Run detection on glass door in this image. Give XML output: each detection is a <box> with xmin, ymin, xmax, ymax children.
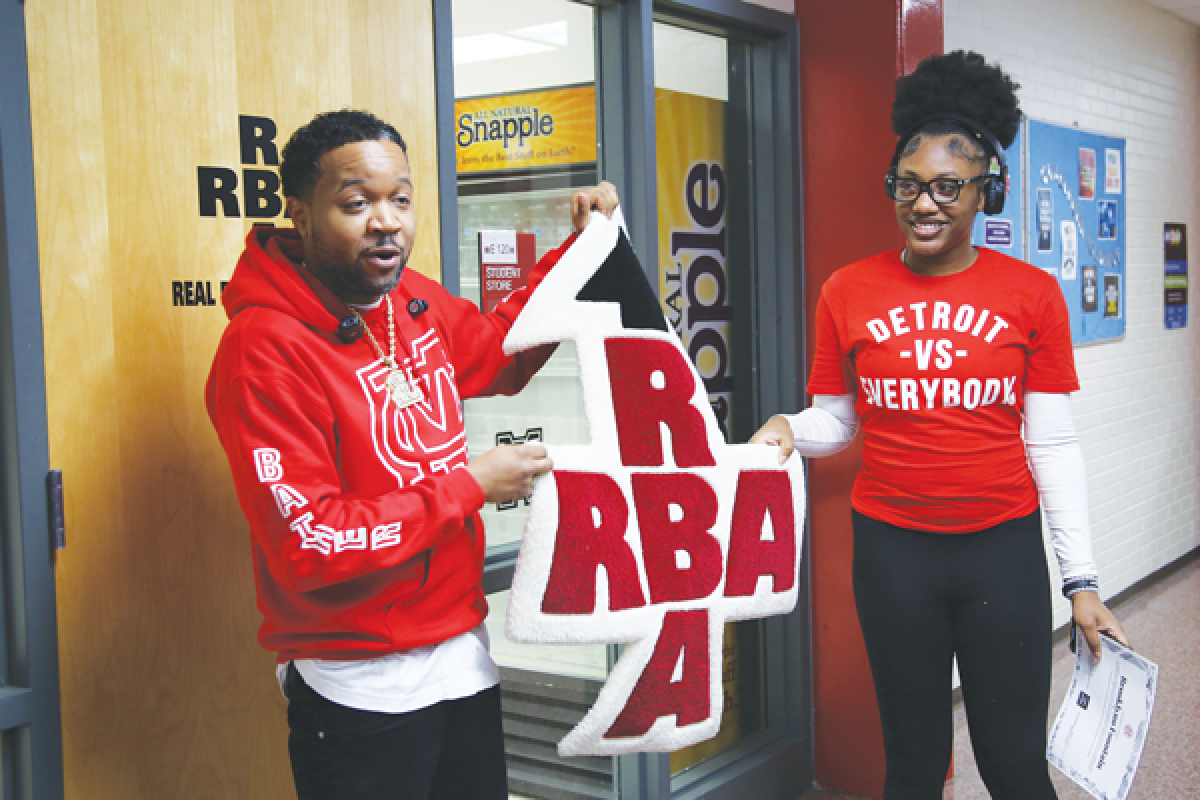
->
<box><xmin>646</xmin><ymin>7</ymin><xmax>810</xmax><ymax>798</ymax></box>
<box><xmin>652</xmin><ymin>22</ymin><xmax>766</xmax><ymax>776</ymax></box>
<box><xmin>450</xmin><ymin>2</ymin><xmax>614</xmax><ymax>798</ymax></box>
<box><xmin>438</xmin><ymin>1</ymin><xmax>806</xmax><ymax>797</ymax></box>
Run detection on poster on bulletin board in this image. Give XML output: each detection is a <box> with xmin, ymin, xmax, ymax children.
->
<box><xmin>1026</xmin><ymin>119</ymin><xmax>1126</xmax><ymax>344</ymax></box>
<box><xmin>971</xmin><ymin>122</ymin><xmax>1023</xmax><ymax>253</ymax></box>
<box><xmin>1164</xmin><ymin>223</ymin><xmax>1188</xmax><ymax>329</ymax></box>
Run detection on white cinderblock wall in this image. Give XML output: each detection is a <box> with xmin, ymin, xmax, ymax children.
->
<box><xmin>946</xmin><ymin>0</ymin><xmax>1200</xmax><ymax>627</ymax></box>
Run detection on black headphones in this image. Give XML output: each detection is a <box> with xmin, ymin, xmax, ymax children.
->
<box><xmin>886</xmin><ymin>113</ymin><xmax>1009</xmax><ymax>216</ymax></box>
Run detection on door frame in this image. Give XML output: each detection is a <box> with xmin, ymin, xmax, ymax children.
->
<box><xmin>0</xmin><ymin>1</ymin><xmax>66</xmax><ymax>798</ymax></box>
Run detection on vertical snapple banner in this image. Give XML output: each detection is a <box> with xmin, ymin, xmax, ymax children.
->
<box><xmin>656</xmin><ymin>89</ymin><xmax>732</xmax><ymax>440</ymax></box>
<box><xmin>654</xmin><ymin>87</ymin><xmax>742</xmax><ymax>770</ymax></box>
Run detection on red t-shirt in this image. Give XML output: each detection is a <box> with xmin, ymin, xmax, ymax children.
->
<box><xmin>807</xmin><ymin>247</ymin><xmax>1079</xmax><ymax>532</ymax></box>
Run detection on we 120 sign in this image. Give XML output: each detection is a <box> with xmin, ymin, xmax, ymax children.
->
<box><xmin>503</xmin><ymin>211</ymin><xmax>804</xmax><ymax>757</ymax></box>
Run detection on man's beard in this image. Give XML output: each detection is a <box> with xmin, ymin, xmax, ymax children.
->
<box><xmin>307</xmin><ymin>232</ymin><xmax>409</xmax><ymax>303</ymax></box>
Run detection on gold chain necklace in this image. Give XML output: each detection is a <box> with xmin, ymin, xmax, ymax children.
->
<box><xmin>348</xmin><ymin>295</ymin><xmax>424</xmax><ymax>409</ymax></box>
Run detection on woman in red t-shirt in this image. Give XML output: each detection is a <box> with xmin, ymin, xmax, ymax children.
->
<box><xmin>752</xmin><ymin>51</ymin><xmax>1128</xmax><ymax>799</ymax></box>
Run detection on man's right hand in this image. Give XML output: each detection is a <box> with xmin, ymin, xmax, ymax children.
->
<box><xmin>467</xmin><ymin>443</ymin><xmax>554</xmax><ymax>504</ymax></box>
<box><xmin>571</xmin><ymin>181</ymin><xmax>620</xmax><ymax>232</ymax></box>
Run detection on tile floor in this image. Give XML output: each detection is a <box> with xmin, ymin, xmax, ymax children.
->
<box><xmin>796</xmin><ymin>552</ymin><xmax>1199</xmax><ymax>800</ymax></box>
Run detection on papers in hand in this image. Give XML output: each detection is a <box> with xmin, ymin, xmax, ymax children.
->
<box><xmin>1047</xmin><ymin>629</ymin><xmax>1158</xmax><ymax>800</ymax></box>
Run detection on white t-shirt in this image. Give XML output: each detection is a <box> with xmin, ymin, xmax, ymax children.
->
<box><xmin>277</xmin><ymin>624</ymin><xmax>499</xmax><ymax>713</ymax></box>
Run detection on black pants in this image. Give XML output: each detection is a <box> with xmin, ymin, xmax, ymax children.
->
<box><xmin>284</xmin><ymin>664</ymin><xmax>508</xmax><ymax>800</ymax></box>
<box><xmin>852</xmin><ymin>509</ymin><xmax>1058</xmax><ymax>800</ymax></box>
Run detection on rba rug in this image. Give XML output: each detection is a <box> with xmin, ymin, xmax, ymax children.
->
<box><xmin>502</xmin><ymin>210</ymin><xmax>805</xmax><ymax>757</ymax></box>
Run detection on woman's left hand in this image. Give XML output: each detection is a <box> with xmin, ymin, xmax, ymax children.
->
<box><xmin>1070</xmin><ymin>590</ymin><xmax>1130</xmax><ymax>660</ymax></box>
<box><xmin>749</xmin><ymin>415</ymin><xmax>795</xmax><ymax>464</ymax></box>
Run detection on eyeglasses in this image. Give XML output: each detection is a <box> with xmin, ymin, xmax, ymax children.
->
<box><xmin>887</xmin><ymin>174</ymin><xmax>988</xmax><ymax>204</ymax></box>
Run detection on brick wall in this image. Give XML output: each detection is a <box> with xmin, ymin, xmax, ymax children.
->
<box><xmin>946</xmin><ymin>0</ymin><xmax>1200</xmax><ymax>626</ymax></box>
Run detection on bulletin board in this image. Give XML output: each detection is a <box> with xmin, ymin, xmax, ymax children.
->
<box><xmin>970</xmin><ymin>125</ymin><xmax>1024</xmax><ymax>256</ymax></box>
<box><xmin>1027</xmin><ymin>119</ymin><xmax>1127</xmax><ymax>344</ymax></box>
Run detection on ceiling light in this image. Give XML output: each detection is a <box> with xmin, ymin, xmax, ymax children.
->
<box><xmin>506</xmin><ymin>20</ymin><xmax>568</xmax><ymax>47</ymax></box>
<box><xmin>453</xmin><ymin>32</ymin><xmax>555</xmax><ymax>65</ymax></box>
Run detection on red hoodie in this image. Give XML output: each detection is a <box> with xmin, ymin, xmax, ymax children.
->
<box><xmin>207</xmin><ymin>227</ymin><xmax>571</xmax><ymax>662</ymax></box>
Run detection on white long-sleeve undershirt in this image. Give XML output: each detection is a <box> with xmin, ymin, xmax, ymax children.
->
<box><xmin>784</xmin><ymin>394</ymin><xmax>860</xmax><ymax>458</ymax></box>
<box><xmin>783</xmin><ymin>391</ymin><xmax>1099</xmax><ymax>586</ymax></box>
<box><xmin>1023</xmin><ymin>391</ymin><xmax>1099</xmax><ymax>584</ymax></box>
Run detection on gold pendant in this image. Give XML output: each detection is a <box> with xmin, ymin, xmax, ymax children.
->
<box><xmin>386</xmin><ymin>369</ymin><xmax>424</xmax><ymax>410</ymax></box>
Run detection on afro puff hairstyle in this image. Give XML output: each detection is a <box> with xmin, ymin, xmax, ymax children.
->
<box><xmin>892</xmin><ymin>50</ymin><xmax>1021</xmax><ymax>160</ymax></box>
<box><xmin>280</xmin><ymin>109</ymin><xmax>407</xmax><ymax>201</ymax></box>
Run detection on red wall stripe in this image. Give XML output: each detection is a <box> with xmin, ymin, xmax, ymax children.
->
<box><xmin>794</xmin><ymin>2</ymin><xmax>943</xmax><ymax>796</ymax></box>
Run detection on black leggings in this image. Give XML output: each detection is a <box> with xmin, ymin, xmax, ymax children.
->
<box><xmin>852</xmin><ymin>509</ymin><xmax>1057</xmax><ymax>800</ymax></box>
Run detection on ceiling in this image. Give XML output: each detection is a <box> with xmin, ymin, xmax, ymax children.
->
<box><xmin>1141</xmin><ymin>0</ymin><xmax>1200</xmax><ymax>25</ymax></box>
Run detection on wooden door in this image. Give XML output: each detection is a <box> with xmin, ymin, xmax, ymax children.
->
<box><xmin>24</xmin><ymin>1</ymin><xmax>441</xmax><ymax>796</ymax></box>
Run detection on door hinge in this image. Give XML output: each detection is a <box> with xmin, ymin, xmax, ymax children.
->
<box><xmin>47</xmin><ymin>469</ymin><xmax>65</xmax><ymax>550</ymax></box>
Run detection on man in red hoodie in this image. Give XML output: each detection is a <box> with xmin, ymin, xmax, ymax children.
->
<box><xmin>206</xmin><ymin>109</ymin><xmax>618</xmax><ymax>800</ymax></box>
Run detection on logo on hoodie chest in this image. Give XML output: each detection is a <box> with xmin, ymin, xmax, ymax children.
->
<box><xmin>356</xmin><ymin>328</ymin><xmax>467</xmax><ymax>486</ymax></box>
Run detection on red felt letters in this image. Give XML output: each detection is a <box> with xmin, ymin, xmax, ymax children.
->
<box><xmin>725</xmin><ymin>470</ymin><xmax>796</xmax><ymax>596</ymax></box>
<box><xmin>631</xmin><ymin>473</ymin><xmax>722</xmax><ymax>604</ymax></box>
<box><xmin>541</xmin><ymin>469</ymin><xmax>796</xmax><ymax>615</ymax></box>
<box><xmin>605</xmin><ymin>609</ymin><xmax>710</xmax><ymax>738</ymax></box>
<box><xmin>542</xmin><ymin>471</ymin><xmax>646</xmax><ymax>614</ymax></box>
<box><xmin>605</xmin><ymin>337</ymin><xmax>717</xmax><ymax>468</ymax></box>
<box><xmin>536</xmin><ymin>336</ymin><xmax>797</xmax><ymax>745</ymax></box>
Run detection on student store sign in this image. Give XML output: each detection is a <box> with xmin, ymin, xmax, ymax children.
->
<box><xmin>455</xmin><ymin>85</ymin><xmax>596</xmax><ymax>173</ymax></box>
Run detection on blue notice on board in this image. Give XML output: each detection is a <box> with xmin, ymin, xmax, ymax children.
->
<box><xmin>985</xmin><ymin>219</ymin><xmax>1013</xmax><ymax>247</ymax></box>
